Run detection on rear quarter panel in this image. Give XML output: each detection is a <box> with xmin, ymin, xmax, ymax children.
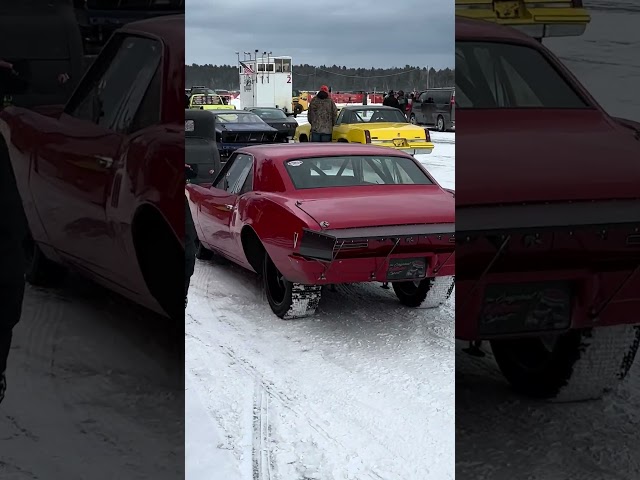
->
<box><xmin>233</xmin><ymin>193</ymin><xmax>315</xmax><ymax>274</ymax></box>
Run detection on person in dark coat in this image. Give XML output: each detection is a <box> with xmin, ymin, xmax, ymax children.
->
<box><xmin>397</xmin><ymin>90</ymin><xmax>407</xmax><ymax>114</ymax></box>
<box><xmin>184</xmin><ymin>164</ymin><xmax>198</xmax><ymax>308</ymax></box>
<box><xmin>383</xmin><ymin>90</ymin><xmax>401</xmax><ymax>110</ymax></box>
<box><xmin>0</xmin><ymin>60</ymin><xmax>29</xmax><ymax>404</ymax></box>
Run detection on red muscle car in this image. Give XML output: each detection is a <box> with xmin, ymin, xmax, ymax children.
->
<box><xmin>456</xmin><ymin>18</ymin><xmax>640</xmax><ymax>401</ymax></box>
<box><xmin>186</xmin><ymin>143</ymin><xmax>455</xmax><ymax>319</ymax></box>
<box><xmin>0</xmin><ymin>15</ymin><xmax>185</xmax><ymax>321</ymax></box>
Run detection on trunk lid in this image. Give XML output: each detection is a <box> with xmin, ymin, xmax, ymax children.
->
<box><xmin>456</xmin><ymin>109</ymin><xmax>640</xmax><ymax>207</ymax></box>
<box><xmin>294</xmin><ymin>187</ymin><xmax>454</xmax><ymax>230</ymax></box>
<box><xmin>348</xmin><ymin>123</ymin><xmax>425</xmax><ymax>141</ymax></box>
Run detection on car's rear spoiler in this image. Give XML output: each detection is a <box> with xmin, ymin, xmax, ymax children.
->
<box><xmin>457</xmin><ymin>199</ymin><xmax>640</xmax><ymax>235</ymax></box>
<box><xmin>299</xmin><ymin>223</ymin><xmax>455</xmax><ymax>261</ymax></box>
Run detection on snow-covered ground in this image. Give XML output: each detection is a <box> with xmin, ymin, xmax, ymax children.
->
<box><xmin>0</xmin><ymin>277</ymin><xmax>184</xmax><ymax>479</ymax></box>
<box><xmin>185</xmin><ymin>116</ymin><xmax>456</xmax><ymax>479</ymax></box>
<box><xmin>457</xmin><ymin>3</ymin><xmax>640</xmax><ymax>479</ymax></box>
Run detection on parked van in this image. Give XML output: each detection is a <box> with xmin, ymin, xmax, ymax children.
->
<box><xmin>410</xmin><ymin>87</ymin><xmax>455</xmax><ymax>132</ymax></box>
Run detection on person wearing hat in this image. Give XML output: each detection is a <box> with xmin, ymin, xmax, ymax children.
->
<box><xmin>383</xmin><ymin>90</ymin><xmax>401</xmax><ymax>110</ymax></box>
<box><xmin>307</xmin><ymin>85</ymin><xmax>338</xmax><ymax>142</ymax></box>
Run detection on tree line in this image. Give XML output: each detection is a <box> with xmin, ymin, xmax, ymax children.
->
<box><xmin>186</xmin><ymin>64</ymin><xmax>454</xmax><ymax>92</ymax></box>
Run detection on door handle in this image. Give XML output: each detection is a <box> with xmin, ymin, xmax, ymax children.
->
<box><xmin>224</xmin><ymin>204</ymin><xmax>234</xmax><ymax>211</ymax></box>
<box><xmin>95</xmin><ymin>156</ymin><xmax>113</xmax><ymax>169</ymax></box>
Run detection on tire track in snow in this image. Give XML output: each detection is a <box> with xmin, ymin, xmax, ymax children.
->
<box><xmin>186</xmin><ymin>308</ymin><xmax>387</xmax><ymax>480</ymax></box>
<box><xmin>252</xmin><ymin>382</ymin><xmax>273</xmax><ymax>480</ymax></box>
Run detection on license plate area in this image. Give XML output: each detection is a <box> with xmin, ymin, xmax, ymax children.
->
<box><xmin>493</xmin><ymin>1</ymin><xmax>523</xmax><ymax>19</ymax></box>
<box><xmin>393</xmin><ymin>138</ymin><xmax>408</xmax><ymax>147</ymax></box>
<box><xmin>478</xmin><ymin>281</ymin><xmax>573</xmax><ymax>336</ymax></box>
<box><xmin>387</xmin><ymin>257</ymin><xmax>427</xmax><ymax>281</ymax></box>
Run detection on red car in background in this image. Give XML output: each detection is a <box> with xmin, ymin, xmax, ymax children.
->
<box><xmin>0</xmin><ymin>15</ymin><xmax>185</xmax><ymax>321</ymax></box>
<box><xmin>186</xmin><ymin>143</ymin><xmax>455</xmax><ymax>319</ymax></box>
<box><xmin>455</xmin><ymin>17</ymin><xmax>640</xmax><ymax>401</ymax></box>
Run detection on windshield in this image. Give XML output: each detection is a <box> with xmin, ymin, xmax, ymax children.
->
<box><xmin>191</xmin><ymin>94</ymin><xmax>225</xmax><ymax>106</ymax></box>
<box><xmin>340</xmin><ymin>108</ymin><xmax>408</xmax><ymax>124</ymax></box>
<box><xmin>253</xmin><ymin>109</ymin><xmax>287</xmax><ymax>119</ymax></box>
<box><xmin>284</xmin><ymin>155</ymin><xmax>433</xmax><ymax>189</ymax></box>
<box><xmin>455</xmin><ymin>41</ymin><xmax>590</xmax><ymax>109</ymax></box>
<box><xmin>215</xmin><ymin>112</ymin><xmax>265</xmax><ymax>124</ymax></box>
<box><xmin>190</xmin><ymin>87</ymin><xmax>215</xmax><ymax>95</ymax></box>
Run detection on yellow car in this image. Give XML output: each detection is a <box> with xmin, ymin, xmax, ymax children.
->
<box><xmin>294</xmin><ymin>105</ymin><xmax>434</xmax><ymax>155</ymax></box>
<box><xmin>188</xmin><ymin>93</ymin><xmax>236</xmax><ymax>110</ymax></box>
<box><xmin>455</xmin><ymin>0</ymin><xmax>590</xmax><ymax>39</ymax></box>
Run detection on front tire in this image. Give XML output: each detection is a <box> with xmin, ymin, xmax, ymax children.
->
<box><xmin>491</xmin><ymin>325</ymin><xmax>640</xmax><ymax>402</ymax></box>
<box><xmin>410</xmin><ymin>113</ymin><xmax>417</xmax><ymax>125</ymax></box>
<box><xmin>393</xmin><ymin>276</ymin><xmax>454</xmax><ymax>308</ymax></box>
<box><xmin>262</xmin><ymin>253</ymin><xmax>321</xmax><ymax>319</ymax></box>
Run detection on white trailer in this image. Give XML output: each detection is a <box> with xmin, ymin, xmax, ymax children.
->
<box><xmin>239</xmin><ymin>55</ymin><xmax>293</xmax><ymax>112</ymax></box>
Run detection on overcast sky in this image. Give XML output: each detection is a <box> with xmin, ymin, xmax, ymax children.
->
<box><xmin>186</xmin><ymin>0</ymin><xmax>454</xmax><ymax>69</ymax></box>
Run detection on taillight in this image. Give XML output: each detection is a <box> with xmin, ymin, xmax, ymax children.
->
<box><xmin>364</xmin><ymin>130</ymin><xmax>371</xmax><ymax>143</ymax></box>
<box><xmin>451</xmin><ymin>95</ymin><xmax>455</xmax><ymax>105</ymax></box>
<box><xmin>424</xmin><ymin>129</ymin><xmax>431</xmax><ymax>142</ymax></box>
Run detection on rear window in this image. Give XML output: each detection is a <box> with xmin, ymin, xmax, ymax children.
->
<box><xmin>253</xmin><ymin>109</ymin><xmax>287</xmax><ymax>119</ymax></box>
<box><xmin>284</xmin><ymin>155</ymin><xmax>434</xmax><ymax>190</ymax></box>
<box><xmin>455</xmin><ymin>41</ymin><xmax>590</xmax><ymax>109</ymax></box>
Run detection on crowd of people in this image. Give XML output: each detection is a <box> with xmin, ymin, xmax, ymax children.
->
<box><xmin>306</xmin><ymin>86</ymin><xmax>417</xmax><ymax>142</ymax></box>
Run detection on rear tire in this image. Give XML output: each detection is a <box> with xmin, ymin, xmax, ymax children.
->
<box><xmin>294</xmin><ymin>104</ymin><xmax>303</xmax><ymax>115</ymax></box>
<box><xmin>393</xmin><ymin>276</ymin><xmax>454</xmax><ymax>308</ymax></box>
<box><xmin>263</xmin><ymin>253</ymin><xmax>321</xmax><ymax>319</ymax></box>
<box><xmin>410</xmin><ymin>113</ymin><xmax>417</xmax><ymax>125</ymax></box>
<box><xmin>436</xmin><ymin>115</ymin><xmax>446</xmax><ymax>132</ymax></box>
<box><xmin>491</xmin><ymin>325</ymin><xmax>640</xmax><ymax>402</ymax></box>
<box><xmin>299</xmin><ymin>134</ymin><xmax>308</xmax><ymax>142</ymax></box>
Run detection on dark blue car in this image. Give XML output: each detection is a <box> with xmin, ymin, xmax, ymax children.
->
<box><xmin>208</xmin><ymin>111</ymin><xmax>279</xmax><ymax>159</ymax></box>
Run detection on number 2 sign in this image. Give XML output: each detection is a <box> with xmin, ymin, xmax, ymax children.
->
<box><xmin>286</xmin><ymin>74</ymin><xmax>291</xmax><ymax>84</ymax></box>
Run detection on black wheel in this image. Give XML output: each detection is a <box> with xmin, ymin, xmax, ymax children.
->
<box><xmin>194</xmin><ymin>238</ymin><xmax>213</xmax><ymax>260</ymax></box>
<box><xmin>436</xmin><ymin>115</ymin><xmax>446</xmax><ymax>132</ymax></box>
<box><xmin>299</xmin><ymin>134</ymin><xmax>308</xmax><ymax>142</ymax></box>
<box><xmin>23</xmin><ymin>233</ymin><xmax>66</xmax><ymax>286</ymax></box>
<box><xmin>294</xmin><ymin>103</ymin><xmax>303</xmax><ymax>115</ymax></box>
<box><xmin>262</xmin><ymin>253</ymin><xmax>321</xmax><ymax>319</ymax></box>
<box><xmin>491</xmin><ymin>325</ymin><xmax>640</xmax><ymax>401</ymax></box>
<box><xmin>410</xmin><ymin>113</ymin><xmax>417</xmax><ymax>125</ymax></box>
<box><xmin>393</xmin><ymin>276</ymin><xmax>454</xmax><ymax>308</ymax></box>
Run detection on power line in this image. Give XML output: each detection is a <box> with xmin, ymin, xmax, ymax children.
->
<box><xmin>292</xmin><ymin>66</ymin><xmax>429</xmax><ymax>78</ymax></box>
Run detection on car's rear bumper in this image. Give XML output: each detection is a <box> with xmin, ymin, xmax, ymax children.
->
<box><xmin>455</xmin><ymin>200</ymin><xmax>640</xmax><ymax>340</ymax></box>
<box><xmin>456</xmin><ymin>268</ymin><xmax>640</xmax><ymax>341</ymax></box>
<box><xmin>283</xmin><ymin>223</ymin><xmax>456</xmax><ymax>284</ymax></box>
<box><xmin>285</xmin><ymin>252</ymin><xmax>455</xmax><ymax>284</ymax></box>
<box><xmin>370</xmin><ymin>142</ymin><xmax>435</xmax><ymax>155</ymax></box>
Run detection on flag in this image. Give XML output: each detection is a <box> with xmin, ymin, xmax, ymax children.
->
<box><xmin>239</xmin><ymin>61</ymin><xmax>254</xmax><ymax>75</ymax></box>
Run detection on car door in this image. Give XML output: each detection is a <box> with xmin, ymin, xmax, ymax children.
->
<box><xmin>421</xmin><ymin>90</ymin><xmax>437</xmax><ymax>126</ymax></box>
<box><xmin>30</xmin><ymin>33</ymin><xmax>162</xmax><ymax>280</ymax></box>
<box><xmin>198</xmin><ymin>152</ymin><xmax>253</xmax><ymax>257</ymax></box>
<box><xmin>415</xmin><ymin>92</ymin><xmax>428</xmax><ymax>124</ymax></box>
<box><xmin>332</xmin><ymin>109</ymin><xmax>350</xmax><ymax>141</ymax></box>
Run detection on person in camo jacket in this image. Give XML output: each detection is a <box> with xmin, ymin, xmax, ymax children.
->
<box><xmin>307</xmin><ymin>85</ymin><xmax>338</xmax><ymax>142</ymax></box>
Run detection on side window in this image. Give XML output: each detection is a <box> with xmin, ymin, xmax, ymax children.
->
<box><xmin>238</xmin><ymin>167</ymin><xmax>254</xmax><ymax>195</ymax></box>
<box><xmin>65</xmin><ymin>34</ymin><xmax>161</xmax><ymax>133</ymax></box>
<box><xmin>418</xmin><ymin>92</ymin><xmax>428</xmax><ymax>102</ymax></box>
<box><xmin>214</xmin><ymin>154</ymin><xmax>253</xmax><ymax>193</ymax></box>
<box><xmin>130</xmin><ymin>67</ymin><xmax>161</xmax><ymax>132</ymax></box>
